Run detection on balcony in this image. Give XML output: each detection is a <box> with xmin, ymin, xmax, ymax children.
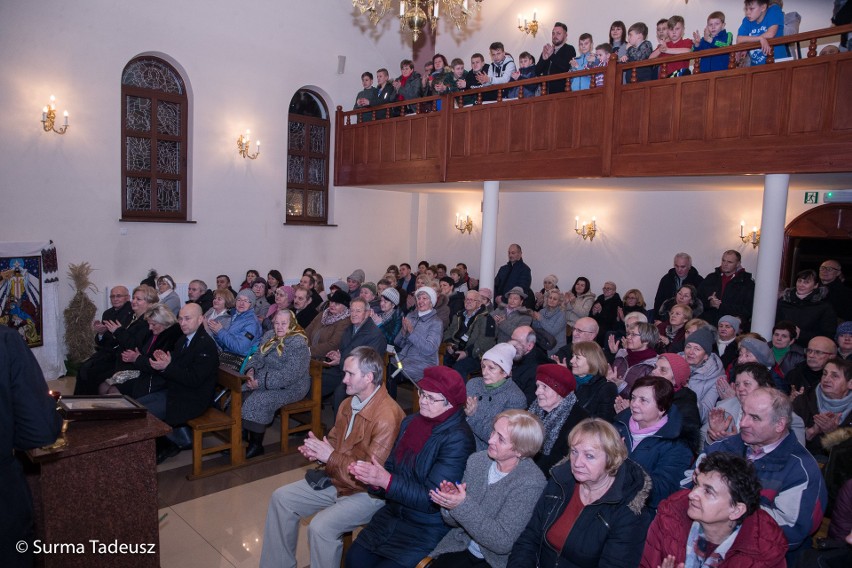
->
<box><xmin>335</xmin><ymin>25</ymin><xmax>852</xmax><ymax>187</ymax></box>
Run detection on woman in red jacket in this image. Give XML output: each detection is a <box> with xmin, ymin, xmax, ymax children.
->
<box><xmin>641</xmin><ymin>452</ymin><xmax>787</xmax><ymax>568</ymax></box>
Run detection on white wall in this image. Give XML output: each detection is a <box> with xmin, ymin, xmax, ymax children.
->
<box><xmin>419</xmin><ymin>186</ymin><xmax>824</xmax><ymax>302</ymax></box>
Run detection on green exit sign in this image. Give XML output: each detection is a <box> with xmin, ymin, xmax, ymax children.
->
<box><xmin>804</xmin><ymin>192</ymin><xmax>818</xmax><ymax>204</ymax></box>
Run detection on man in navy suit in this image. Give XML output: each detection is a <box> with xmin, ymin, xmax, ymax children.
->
<box><xmin>136</xmin><ymin>303</ymin><xmax>219</xmax><ymax>463</ymax></box>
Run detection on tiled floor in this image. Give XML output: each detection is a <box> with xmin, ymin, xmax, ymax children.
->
<box><xmin>47</xmin><ymin>375</ymin><xmax>419</xmax><ymax>568</ymax></box>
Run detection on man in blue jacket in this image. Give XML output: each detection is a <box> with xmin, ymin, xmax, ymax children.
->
<box><xmin>684</xmin><ymin>387</ymin><xmax>826</xmax><ymax>565</ymax></box>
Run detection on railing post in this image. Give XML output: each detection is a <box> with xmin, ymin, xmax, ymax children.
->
<box><xmin>808</xmin><ymin>38</ymin><xmax>817</xmax><ymax>58</ymax></box>
<box><xmin>630</xmin><ymin>67</ymin><xmax>637</xmax><ymax>84</ymax></box>
<box><xmin>692</xmin><ymin>56</ymin><xmax>701</xmax><ymax>75</ymax></box>
<box><xmin>728</xmin><ymin>52</ymin><xmax>736</xmax><ymax>70</ymax></box>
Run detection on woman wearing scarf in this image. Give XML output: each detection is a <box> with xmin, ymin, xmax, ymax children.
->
<box><xmin>529</xmin><ymin>364</ymin><xmax>591</xmax><ymax>477</ymax></box>
<box><xmin>240</xmin><ymin>309</ymin><xmax>310</xmax><ymax>458</ymax></box>
<box><xmin>794</xmin><ymin>357</ymin><xmax>852</xmax><ymax>459</ymax></box>
<box><xmin>641</xmin><ymin>453</ymin><xmax>786</xmax><ymax>568</ymax></box>
<box><xmin>371</xmin><ymin>287</ymin><xmax>402</xmax><ymax>346</ymax></box>
<box><xmin>570</xmin><ymin>340</ymin><xmax>618</xmax><ymax>421</ymax></box>
<box><xmin>465</xmin><ymin>343</ymin><xmax>527</xmax><ymax>451</ymax></box>
<box><xmin>304</xmin><ymin>289</ymin><xmax>351</xmax><ymax>359</ymax></box>
<box><xmin>262</xmin><ymin>285</ymin><xmax>295</xmax><ymax>333</ymax></box>
<box><xmin>156</xmin><ymin>274</ymin><xmax>181</xmax><ymax>316</ymax></box>
<box><xmin>682</xmin><ymin>327</ymin><xmax>725</xmax><ymax>425</ymax></box>
<box><xmin>614</xmin><ymin>375</ymin><xmax>693</xmax><ymax>510</ymax></box>
<box><xmin>345</xmin><ymin>366</ymin><xmax>475</xmax><ymax>568</ymax></box>
<box><xmin>208</xmin><ymin>288</ymin><xmax>262</xmax><ymax>358</ymax></box>
<box><xmin>607</xmin><ymin>321</ymin><xmax>660</xmax><ymax>397</ymax></box>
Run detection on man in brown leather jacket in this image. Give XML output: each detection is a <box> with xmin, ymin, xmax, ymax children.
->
<box><xmin>260</xmin><ymin>346</ymin><xmax>405</xmax><ymax>568</ymax></box>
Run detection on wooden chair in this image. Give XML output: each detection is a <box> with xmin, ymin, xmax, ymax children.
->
<box><xmin>186</xmin><ymin>365</ymin><xmax>244</xmax><ymax>480</ymax></box>
<box><xmin>279</xmin><ymin>359</ymin><xmax>323</xmax><ymax>453</ymax></box>
<box><xmin>414</xmin><ymin>557</ymin><xmax>433</xmax><ymax>568</ymax></box>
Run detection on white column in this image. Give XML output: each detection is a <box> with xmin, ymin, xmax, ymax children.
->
<box><xmin>479</xmin><ymin>181</ymin><xmax>500</xmax><ymax>291</ymax></box>
<box><xmin>751</xmin><ymin>174</ymin><xmax>790</xmax><ymax>337</ymax></box>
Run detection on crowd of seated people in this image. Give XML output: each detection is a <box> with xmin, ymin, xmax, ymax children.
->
<box><xmin>350</xmin><ymin>0</ymin><xmax>808</xmax><ymax>121</ymax></box>
<box><xmin>78</xmin><ymin>235</ymin><xmax>852</xmax><ymax>563</ymax></box>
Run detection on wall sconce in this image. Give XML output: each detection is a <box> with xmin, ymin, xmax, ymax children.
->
<box><xmin>574</xmin><ymin>216</ymin><xmax>597</xmax><ymax>241</ymax></box>
<box><xmin>237</xmin><ymin>129</ymin><xmax>260</xmax><ymax>159</ymax></box>
<box><xmin>41</xmin><ymin>95</ymin><xmax>69</xmax><ymax>135</ymax></box>
<box><xmin>517</xmin><ymin>10</ymin><xmax>539</xmax><ymax>37</ymax></box>
<box><xmin>739</xmin><ymin>221</ymin><xmax>760</xmax><ymax>248</ymax></box>
<box><xmin>455</xmin><ymin>211</ymin><xmax>473</xmax><ymax>234</ymax></box>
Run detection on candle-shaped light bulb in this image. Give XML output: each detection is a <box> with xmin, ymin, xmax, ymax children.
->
<box><xmin>63</xmin><ymin>110</ymin><xmax>68</xmax><ymax>125</ymax></box>
<box><xmin>752</xmin><ymin>226</ymin><xmax>758</xmax><ymax>235</ymax></box>
<box><xmin>518</xmin><ymin>15</ymin><xmax>521</xmax><ymax>27</ymax></box>
<box><xmin>42</xmin><ymin>106</ymin><xmax>47</xmax><ymax>121</ymax></box>
<box><xmin>740</xmin><ymin>220</ymin><xmax>745</xmax><ymax>238</ymax></box>
<box><xmin>256</xmin><ymin>140</ymin><xmax>260</xmax><ymax>151</ymax></box>
<box><xmin>575</xmin><ymin>216</ymin><xmax>579</xmax><ymax>230</ymax></box>
<box><xmin>49</xmin><ymin>95</ymin><xmax>56</xmax><ymax>110</ymax></box>
<box><xmin>433</xmin><ymin>2</ymin><xmax>439</xmax><ymax>18</ymax></box>
<box><xmin>533</xmin><ymin>10</ymin><xmax>537</xmax><ymax>21</ymax></box>
<box><xmin>592</xmin><ymin>216</ymin><xmax>597</xmax><ymax>227</ymax></box>
<box><xmin>400</xmin><ymin>0</ymin><xmax>405</xmax><ymax>17</ymax></box>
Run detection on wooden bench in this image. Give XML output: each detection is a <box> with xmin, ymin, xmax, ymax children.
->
<box><xmin>279</xmin><ymin>359</ymin><xmax>324</xmax><ymax>453</ymax></box>
<box><xmin>186</xmin><ymin>365</ymin><xmax>245</xmax><ymax>480</ymax></box>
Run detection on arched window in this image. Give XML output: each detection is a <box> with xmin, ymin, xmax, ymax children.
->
<box><xmin>121</xmin><ymin>57</ymin><xmax>189</xmax><ymax>221</ymax></box>
<box><xmin>286</xmin><ymin>90</ymin><xmax>329</xmax><ymax>224</ymax></box>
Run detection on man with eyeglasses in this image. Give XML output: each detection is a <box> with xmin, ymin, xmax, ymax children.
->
<box><xmin>74</xmin><ymin>286</ymin><xmax>133</xmax><ymax>394</ymax></box>
<box><xmin>786</xmin><ymin>336</ymin><xmax>838</xmax><ymax>395</ymax></box>
<box><xmin>819</xmin><ymin>259</ymin><xmax>852</xmax><ymax>320</ymax></box>
<box><xmin>261</xmin><ymin>346</ymin><xmax>405</xmax><ymax>568</ymax></box>
<box><xmin>552</xmin><ymin>316</ymin><xmax>600</xmax><ymax>364</ymax></box>
<box><xmin>443</xmin><ymin>290</ymin><xmax>496</xmax><ymax>380</ymax></box>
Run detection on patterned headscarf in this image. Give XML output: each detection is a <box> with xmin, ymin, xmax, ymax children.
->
<box><xmin>260</xmin><ymin>310</ymin><xmax>307</xmax><ymax>356</ymax></box>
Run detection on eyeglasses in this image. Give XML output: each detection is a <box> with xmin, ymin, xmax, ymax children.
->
<box><xmin>626</xmin><ymin>333</ymin><xmax>641</xmax><ymax>338</ymax></box>
<box><xmin>109</xmin><ymin>294</ymin><xmax>128</xmax><ymax>299</ymax></box>
<box><xmin>574</xmin><ymin>328</ymin><xmax>595</xmax><ymax>335</ymax></box>
<box><xmin>236</xmin><ymin>297</ymin><xmax>252</xmax><ymax>303</ymax></box>
<box><xmin>819</xmin><ymin>266</ymin><xmax>840</xmax><ymax>272</ymax></box>
<box><xmin>806</xmin><ymin>348</ymin><xmax>834</xmax><ymax>357</ymax></box>
<box><xmin>417</xmin><ymin>389</ymin><xmax>447</xmax><ymax>405</ymax></box>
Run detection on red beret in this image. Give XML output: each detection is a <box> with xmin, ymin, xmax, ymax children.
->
<box><xmin>535</xmin><ymin>364</ymin><xmax>576</xmax><ymax>398</ymax></box>
<box><xmin>418</xmin><ymin>366</ymin><xmax>467</xmax><ymax>407</ymax></box>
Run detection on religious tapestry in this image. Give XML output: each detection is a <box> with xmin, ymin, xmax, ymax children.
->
<box><xmin>0</xmin><ymin>254</ymin><xmax>43</xmax><ymax>347</ymax></box>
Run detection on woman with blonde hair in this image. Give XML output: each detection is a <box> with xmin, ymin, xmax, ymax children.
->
<box><xmin>510</xmin><ymin>418</ymin><xmax>652</xmax><ymax>567</ymax></box>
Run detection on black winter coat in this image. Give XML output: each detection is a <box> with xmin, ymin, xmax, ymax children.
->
<box><xmin>697</xmin><ymin>267</ymin><xmax>755</xmax><ymax>326</ymax></box>
<box><xmin>509</xmin><ymin>458</ymin><xmax>652</xmax><ymax>568</ymax></box>
<box><xmin>653</xmin><ymin>266</ymin><xmax>704</xmax><ymax>313</ymax></box>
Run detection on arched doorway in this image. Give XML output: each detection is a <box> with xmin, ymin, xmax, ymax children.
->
<box><xmin>781</xmin><ymin>204</ymin><xmax>852</xmax><ymax>285</ymax></box>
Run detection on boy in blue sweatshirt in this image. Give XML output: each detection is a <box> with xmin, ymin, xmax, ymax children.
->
<box><xmin>693</xmin><ymin>11</ymin><xmax>734</xmax><ymax>72</ymax></box>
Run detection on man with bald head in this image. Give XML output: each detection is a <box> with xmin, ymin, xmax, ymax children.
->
<box><xmin>785</xmin><ymin>336</ymin><xmax>837</xmax><ymax>394</ymax></box>
<box><xmin>510</xmin><ymin>325</ymin><xmax>549</xmax><ymax>404</ymax></box>
<box><xmin>74</xmin><ymin>285</ymin><xmax>134</xmax><ymax>395</ymax></box>
<box><xmin>135</xmin><ymin>303</ymin><xmax>220</xmax><ymax>463</ymax></box>
<box><xmin>493</xmin><ymin>243</ymin><xmax>532</xmax><ymax>306</ymax></box>
<box><xmin>552</xmin><ymin>316</ymin><xmax>599</xmax><ymax>364</ymax></box>
<box><xmin>819</xmin><ymin>259</ymin><xmax>852</xmax><ymax>320</ymax></box>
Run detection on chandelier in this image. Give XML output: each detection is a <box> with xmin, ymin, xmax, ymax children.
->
<box><xmin>353</xmin><ymin>0</ymin><xmax>483</xmax><ymax>42</ymax></box>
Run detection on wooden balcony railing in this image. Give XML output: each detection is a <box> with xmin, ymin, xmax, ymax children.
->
<box><xmin>334</xmin><ymin>25</ymin><xmax>852</xmax><ymax>186</ymax></box>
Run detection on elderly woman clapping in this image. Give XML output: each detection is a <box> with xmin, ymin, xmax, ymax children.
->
<box><xmin>428</xmin><ymin>410</ymin><xmax>547</xmax><ymax>568</ymax></box>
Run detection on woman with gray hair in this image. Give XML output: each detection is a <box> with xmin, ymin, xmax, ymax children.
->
<box><xmin>607</xmin><ymin>321</ymin><xmax>660</xmax><ymax>397</ymax></box>
<box><xmin>101</xmin><ymin>303</ymin><xmax>182</xmax><ymax>397</ymax></box>
<box><xmin>428</xmin><ymin>410</ymin><xmax>547</xmax><ymax>568</ymax></box>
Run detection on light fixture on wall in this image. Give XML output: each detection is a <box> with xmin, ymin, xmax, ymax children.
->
<box><xmin>237</xmin><ymin>130</ymin><xmax>260</xmax><ymax>159</ymax></box>
<box><xmin>517</xmin><ymin>10</ymin><xmax>538</xmax><ymax>37</ymax></box>
<box><xmin>41</xmin><ymin>95</ymin><xmax>69</xmax><ymax>135</ymax></box>
<box><xmin>739</xmin><ymin>221</ymin><xmax>760</xmax><ymax>248</ymax></box>
<box><xmin>352</xmin><ymin>1</ymin><xmax>483</xmax><ymax>43</ymax></box>
<box><xmin>455</xmin><ymin>211</ymin><xmax>473</xmax><ymax>234</ymax></box>
<box><xmin>574</xmin><ymin>216</ymin><xmax>597</xmax><ymax>241</ymax></box>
